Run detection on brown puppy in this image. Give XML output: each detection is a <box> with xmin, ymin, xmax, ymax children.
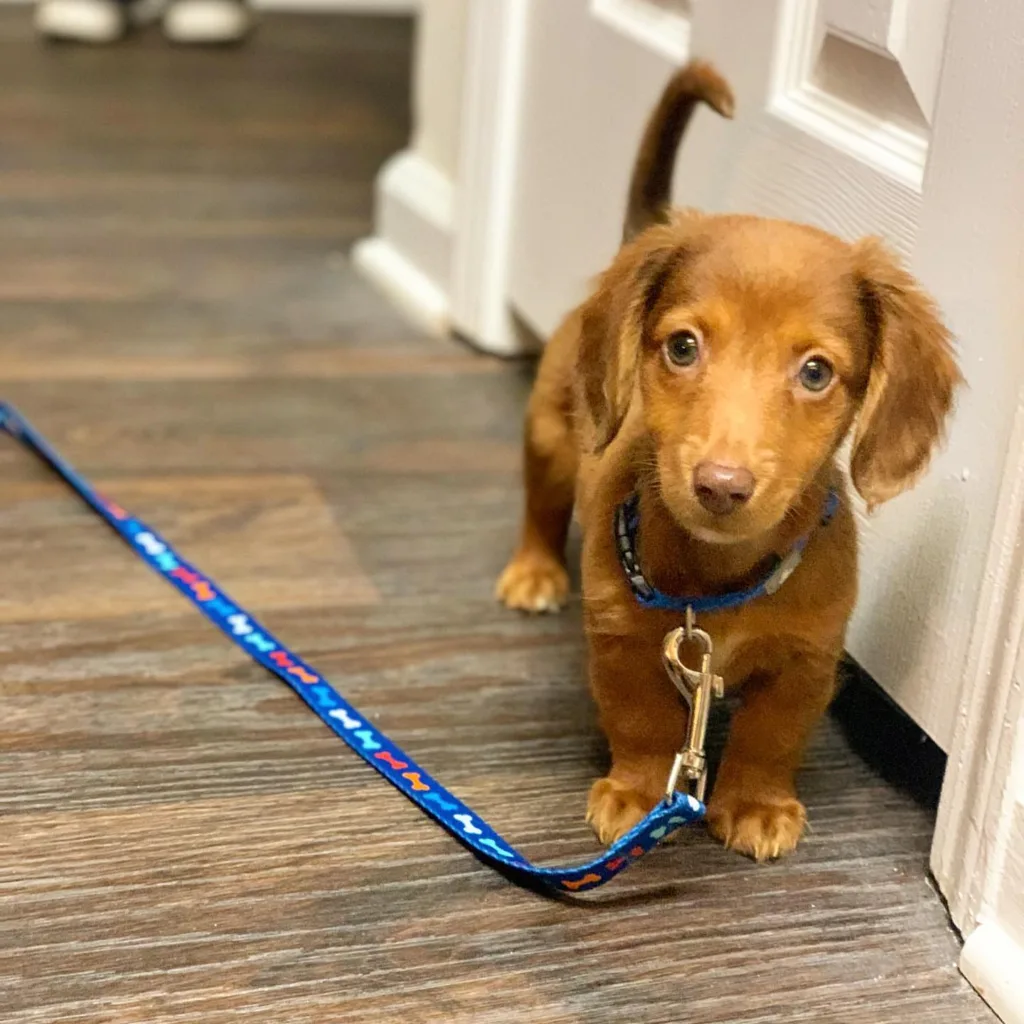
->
<box><xmin>496</xmin><ymin>62</ymin><xmax>962</xmax><ymax>861</ymax></box>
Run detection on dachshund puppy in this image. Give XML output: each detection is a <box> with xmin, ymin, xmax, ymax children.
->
<box><xmin>496</xmin><ymin>62</ymin><xmax>961</xmax><ymax>861</ymax></box>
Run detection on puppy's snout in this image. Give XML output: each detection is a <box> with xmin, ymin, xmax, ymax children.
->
<box><xmin>693</xmin><ymin>462</ymin><xmax>755</xmax><ymax>515</ymax></box>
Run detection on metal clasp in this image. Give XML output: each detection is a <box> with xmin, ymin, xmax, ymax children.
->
<box><xmin>662</xmin><ymin>610</ymin><xmax>725</xmax><ymax>803</ymax></box>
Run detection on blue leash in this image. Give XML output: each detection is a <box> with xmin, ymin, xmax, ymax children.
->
<box><xmin>0</xmin><ymin>403</ymin><xmax>702</xmax><ymax>895</ymax></box>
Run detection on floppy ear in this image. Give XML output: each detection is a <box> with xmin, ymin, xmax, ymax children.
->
<box><xmin>576</xmin><ymin>228</ymin><xmax>689</xmax><ymax>450</ymax></box>
<box><xmin>850</xmin><ymin>237</ymin><xmax>963</xmax><ymax>510</ymax></box>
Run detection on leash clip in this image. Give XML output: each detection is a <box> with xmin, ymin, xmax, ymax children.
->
<box><xmin>662</xmin><ymin>610</ymin><xmax>724</xmax><ymax>803</ymax></box>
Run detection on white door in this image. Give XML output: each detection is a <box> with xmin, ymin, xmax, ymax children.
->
<box><xmin>505</xmin><ymin>0</ymin><xmax>1024</xmax><ymax>756</ymax></box>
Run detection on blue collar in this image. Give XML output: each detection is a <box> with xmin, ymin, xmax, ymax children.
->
<box><xmin>614</xmin><ymin>488</ymin><xmax>840</xmax><ymax>615</ymax></box>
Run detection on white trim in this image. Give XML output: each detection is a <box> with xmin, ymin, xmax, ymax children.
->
<box><xmin>351</xmin><ymin>237</ymin><xmax>449</xmax><ymax>336</ymax></box>
<box><xmin>589</xmin><ymin>0</ymin><xmax>690</xmax><ymax>65</ymax></box>
<box><xmin>960</xmin><ymin>923</ymin><xmax>1024</xmax><ymax>1024</ymax></box>
<box><xmin>352</xmin><ymin>149</ymin><xmax>454</xmax><ymax>337</ymax></box>
<box><xmin>251</xmin><ymin>0</ymin><xmax>417</xmax><ymax>12</ymax></box>
<box><xmin>448</xmin><ymin>0</ymin><xmax>531</xmax><ymax>356</ymax></box>
<box><xmin>931</xmin><ymin>393</ymin><xmax>1024</xmax><ymax>937</ymax></box>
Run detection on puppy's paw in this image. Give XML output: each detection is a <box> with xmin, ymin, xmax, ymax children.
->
<box><xmin>586</xmin><ymin>776</ymin><xmax>656</xmax><ymax>845</ymax></box>
<box><xmin>495</xmin><ymin>551</ymin><xmax>569</xmax><ymax>613</ymax></box>
<box><xmin>707</xmin><ymin>792</ymin><xmax>807</xmax><ymax>862</ymax></box>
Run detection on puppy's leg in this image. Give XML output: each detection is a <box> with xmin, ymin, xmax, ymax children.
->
<box><xmin>585</xmin><ymin>634</ymin><xmax>687</xmax><ymax>844</ymax></box>
<box><xmin>496</xmin><ymin>379</ymin><xmax>578</xmax><ymax>613</ymax></box>
<box><xmin>707</xmin><ymin>650</ymin><xmax>837</xmax><ymax>861</ymax></box>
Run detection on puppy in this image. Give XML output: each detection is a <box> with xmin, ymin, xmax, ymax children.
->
<box><xmin>496</xmin><ymin>62</ymin><xmax>961</xmax><ymax>861</ymax></box>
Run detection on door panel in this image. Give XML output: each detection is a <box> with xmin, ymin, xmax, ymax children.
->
<box><xmin>773</xmin><ymin>0</ymin><xmax>952</xmax><ymax>188</ymax></box>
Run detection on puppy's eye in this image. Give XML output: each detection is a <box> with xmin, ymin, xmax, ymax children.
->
<box><xmin>663</xmin><ymin>330</ymin><xmax>701</xmax><ymax>370</ymax></box>
<box><xmin>798</xmin><ymin>357</ymin><xmax>834</xmax><ymax>393</ymax></box>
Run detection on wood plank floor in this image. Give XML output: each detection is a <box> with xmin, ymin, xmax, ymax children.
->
<box><xmin>0</xmin><ymin>11</ymin><xmax>993</xmax><ymax>1023</ymax></box>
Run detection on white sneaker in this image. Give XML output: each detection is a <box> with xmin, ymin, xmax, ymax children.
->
<box><xmin>35</xmin><ymin>0</ymin><xmax>128</xmax><ymax>42</ymax></box>
<box><xmin>162</xmin><ymin>0</ymin><xmax>251</xmax><ymax>43</ymax></box>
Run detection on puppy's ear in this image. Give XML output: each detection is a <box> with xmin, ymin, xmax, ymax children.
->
<box><xmin>577</xmin><ymin>228</ymin><xmax>688</xmax><ymax>450</ymax></box>
<box><xmin>850</xmin><ymin>237</ymin><xmax>963</xmax><ymax>510</ymax></box>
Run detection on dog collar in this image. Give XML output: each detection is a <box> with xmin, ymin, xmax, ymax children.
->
<box><xmin>614</xmin><ymin>488</ymin><xmax>840</xmax><ymax>615</ymax></box>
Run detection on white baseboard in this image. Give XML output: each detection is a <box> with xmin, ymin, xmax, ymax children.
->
<box><xmin>961</xmin><ymin>923</ymin><xmax>1024</xmax><ymax>1024</ymax></box>
<box><xmin>352</xmin><ymin>237</ymin><xmax>449</xmax><ymax>336</ymax></box>
<box><xmin>353</xmin><ymin>149</ymin><xmax>455</xmax><ymax>337</ymax></box>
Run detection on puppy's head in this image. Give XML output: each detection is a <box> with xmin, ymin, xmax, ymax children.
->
<box><xmin>578</xmin><ymin>214</ymin><xmax>962</xmax><ymax>542</ymax></box>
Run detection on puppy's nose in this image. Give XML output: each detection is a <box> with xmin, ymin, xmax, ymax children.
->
<box><xmin>693</xmin><ymin>462</ymin><xmax>756</xmax><ymax>515</ymax></box>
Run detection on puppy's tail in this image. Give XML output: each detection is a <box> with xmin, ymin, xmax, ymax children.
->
<box><xmin>623</xmin><ymin>61</ymin><xmax>735</xmax><ymax>243</ymax></box>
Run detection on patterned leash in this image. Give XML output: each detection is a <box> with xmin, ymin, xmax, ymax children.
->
<box><xmin>0</xmin><ymin>402</ymin><xmax>704</xmax><ymax>895</ymax></box>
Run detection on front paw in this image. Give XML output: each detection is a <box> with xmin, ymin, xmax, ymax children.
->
<box><xmin>585</xmin><ymin>776</ymin><xmax>657</xmax><ymax>845</ymax></box>
<box><xmin>495</xmin><ymin>550</ymin><xmax>569</xmax><ymax>613</ymax></box>
<box><xmin>707</xmin><ymin>791</ymin><xmax>807</xmax><ymax>862</ymax></box>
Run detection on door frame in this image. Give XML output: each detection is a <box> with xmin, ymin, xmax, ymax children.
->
<box><xmin>452</xmin><ymin>0</ymin><xmax>1024</xmax><ymax>1012</ymax></box>
<box><xmin>931</xmin><ymin>392</ymin><xmax>1024</xmax><ymax>1020</ymax></box>
<box><xmin>449</xmin><ymin>0</ymin><xmax>532</xmax><ymax>356</ymax></box>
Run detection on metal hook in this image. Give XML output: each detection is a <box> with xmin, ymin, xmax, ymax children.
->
<box><xmin>662</xmin><ymin>622</ymin><xmax>724</xmax><ymax>802</ymax></box>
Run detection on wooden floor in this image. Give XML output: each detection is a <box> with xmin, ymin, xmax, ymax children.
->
<box><xmin>0</xmin><ymin>11</ymin><xmax>994</xmax><ymax>1024</ymax></box>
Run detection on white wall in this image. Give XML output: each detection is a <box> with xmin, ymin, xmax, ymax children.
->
<box><xmin>353</xmin><ymin>0</ymin><xmax>470</xmax><ymax>334</ymax></box>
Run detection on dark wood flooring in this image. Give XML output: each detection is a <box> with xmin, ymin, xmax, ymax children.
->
<box><xmin>0</xmin><ymin>11</ymin><xmax>993</xmax><ymax>1023</ymax></box>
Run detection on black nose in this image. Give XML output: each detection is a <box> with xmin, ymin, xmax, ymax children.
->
<box><xmin>693</xmin><ymin>462</ymin><xmax>756</xmax><ymax>516</ymax></box>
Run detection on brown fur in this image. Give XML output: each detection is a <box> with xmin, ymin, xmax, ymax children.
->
<box><xmin>495</xmin><ymin>62</ymin><xmax>962</xmax><ymax>861</ymax></box>
<box><xmin>623</xmin><ymin>60</ymin><xmax>734</xmax><ymax>242</ymax></box>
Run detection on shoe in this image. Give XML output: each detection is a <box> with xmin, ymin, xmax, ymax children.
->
<box><xmin>162</xmin><ymin>0</ymin><xmax>251</xmax><ymax>44</ymax></box>
<box><xmin>35</xmin><ymin>0</ymin><xmax>128</xmax><ymax>42</ymax></box>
